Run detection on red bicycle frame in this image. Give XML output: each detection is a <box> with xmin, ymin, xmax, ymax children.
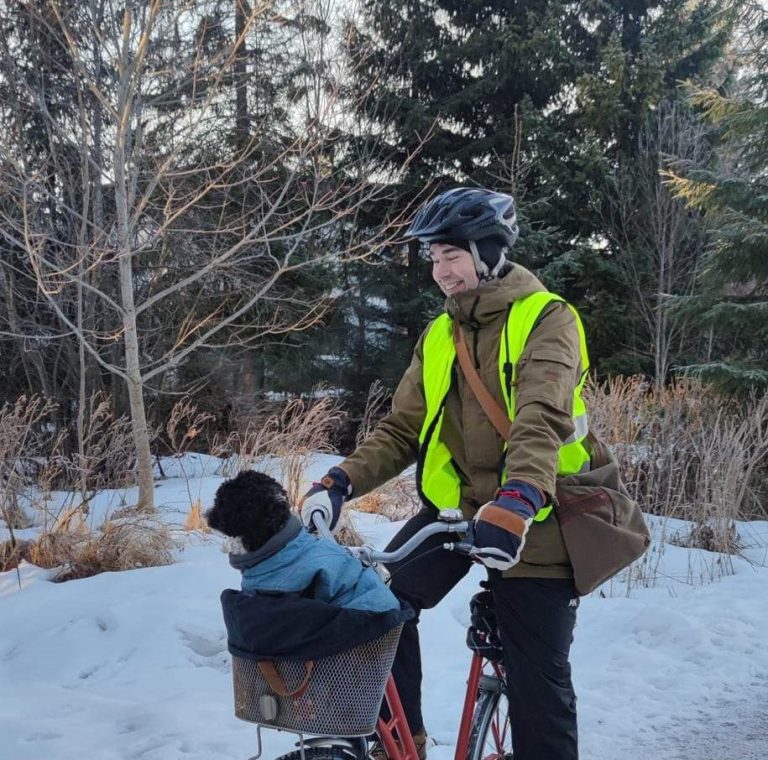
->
<box><xmin>374</xmin><ymin>652</ymin><xmax>498</xmax><ymax>760</ymax></box>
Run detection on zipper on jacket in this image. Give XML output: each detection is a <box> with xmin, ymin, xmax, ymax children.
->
<box><xmin>472</xmin><ymin>330</ymin><xmax>480</xmax><ymax>368</ymax></box>
<box><xmin>503</xmin><ymin>303</ymin><xmax>514</xmax><ymax>395</ymax></box>
<box><xmin>468</xmin><ymin>297</ymin><xmax>481</xmax><ymax>367</ymax></box>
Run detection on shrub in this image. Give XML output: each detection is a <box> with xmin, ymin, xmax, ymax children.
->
<box><xmin>585</xmin><ymin>376</ymin><xmax>768</xmax><ymax>554</ymax></box>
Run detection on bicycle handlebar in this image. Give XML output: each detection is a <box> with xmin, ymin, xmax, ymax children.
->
<box><xmin>304</xmin><ymin>504</ymin><xmax>488</xmax><ymax>565</ymax></box>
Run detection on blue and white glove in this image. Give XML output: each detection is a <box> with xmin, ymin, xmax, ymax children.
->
<box><xmin>472</xmin><ymin>480</ymin><xmax>546</xmax><ymax>571</ymax></box>
<box><xmin>300</xmin><ymin>466</ymin><xmax>352</xmax><ymax>532</ymax></box>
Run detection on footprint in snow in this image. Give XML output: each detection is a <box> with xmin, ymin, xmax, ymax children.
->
<box><xmin>177</xmin><ymin>626</ymin><xmax>229</xmax><ymax>671</ymax></box>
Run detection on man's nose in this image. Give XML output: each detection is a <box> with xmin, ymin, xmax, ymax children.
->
<box><xmin>433</xmin><ymin>260</ymin><xmax>449</xmax><ymax>278</ymax></box>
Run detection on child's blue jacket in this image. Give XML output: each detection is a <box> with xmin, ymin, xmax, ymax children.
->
<box><xmin>229</xmin><ymin>515</ymin><xmax>398</xmax><ymax>613</ymax></box>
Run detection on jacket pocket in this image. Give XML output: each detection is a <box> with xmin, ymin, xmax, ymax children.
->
<box><xmin>528</xmin><ymin>347</ymin><xmax>577</xmax><ymax>367</ymax></box>
<box><xmin>555</xmin><ymin>485</ymin><xmax>615</xmax><ymax>526</ymax></box>
<box><xmin>516</xmin><ymin>349</ymin><xmax>578</xmax><ymax>415</ymax></box>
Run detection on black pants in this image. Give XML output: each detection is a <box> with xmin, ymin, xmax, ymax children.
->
<box><xmin>383</xmin><ymin>509</ymin><xmax>579</xmax><ymax>760</ymax></box>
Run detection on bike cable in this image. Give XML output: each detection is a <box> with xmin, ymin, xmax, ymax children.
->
<box><xmin>384</xmin><ymin>544</ymin><xmax>447</xmax><ymax>586</ymax></box>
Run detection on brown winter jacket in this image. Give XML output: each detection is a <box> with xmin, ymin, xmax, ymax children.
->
<box><xmin>340</xmin><ymin>264</ymin><xmax>583</xmax><ymax>579</ymax></box>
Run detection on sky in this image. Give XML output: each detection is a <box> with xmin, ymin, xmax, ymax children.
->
<box><xmin>1</xmin><ymin>452</ymin><xmax>767</xmax><ymax>760</ymax></box>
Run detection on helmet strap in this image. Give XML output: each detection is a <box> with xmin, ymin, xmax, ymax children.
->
<box><xmin>469</xmin><ymin>240</ymin><xmax>505</xmax><ymax>282</ymax></box>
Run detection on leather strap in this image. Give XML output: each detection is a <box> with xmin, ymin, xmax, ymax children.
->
<box><xmin>257</xmin><ymin>660</ymin><xmax>315</xmax><ymax>698</ymax></box>
<box><xmin>452</xmin><ymin>318</ymin><xmax>511</xmax><ymax>440</ymax></box>
<box><xmin>475</xmin><ymin>503</ymin><xmax>528</xmax><ymax>537</ymax></box>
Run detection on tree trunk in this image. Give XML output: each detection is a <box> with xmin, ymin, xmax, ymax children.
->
<box><xmin>234</xmin><ymin>0</ymin><xmax>250</xmax><ymax>147</ymax></box>
<box><xmin>0</xmin><ymin>265</ymin><xmax>53</xmax><ymax>399</ymax></box>
<box><xmin>119</xmin><ymin>255</ymin><xmax>155</xmax><ymax>512</ymax></box>
<box><xmin>114</xmin><ymin>21</ymin><xmax>154</xmax><ymax>512</ymax></box>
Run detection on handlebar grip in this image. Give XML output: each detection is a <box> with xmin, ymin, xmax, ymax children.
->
<box><xmin>302</xmin><ymin>502</ymin><xmax>334</xmax><ymax>533</ymax></box>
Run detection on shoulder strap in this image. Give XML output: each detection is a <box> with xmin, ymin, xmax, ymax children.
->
<box><xmin>452</xmin><ymin>318</ymin><xmax>511</xmax><ymax>440</ymax></box>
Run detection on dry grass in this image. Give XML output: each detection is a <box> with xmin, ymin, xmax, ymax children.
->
<box><xmin>274</xmin><ymin>396</ymin><xmax>347</xmax><ymax>506</ymax></box>
<box><xmin>355</xmin><ymin>380</ymin><xmax>391</xmax><ymax>448</ymax></box>
<box><xmin>351</xmin><ymin>474</ymin><xmax>421</xmax><ymax>522</ymax></box>
<box><xmin>183</xmin><ymin>500</ymin><xmax>211</xmax><ymax>533</ymax></box>
<box><xmin>211</xmin><ymin>407</ymin><xmax>278</xmax><ymax>476</ymax></box>
<box><xmin>0</xmin><ymin>538</ymin><xmax>32</xmax><ymax>572</ymax></box>
<box><xmin>23</xmin><ymin>392</ymin><xmax>137</xmax><ymax>504</ymax></box>
<box><xmin>0</xmin><ymin>395</ymin><xmax>179</xmax><ymax>581</ymax></box>
<box><xmin>5</xmin><ymin>378</ymin><xmax>764</xmax><ymax>585</ymax></box>
<box><xmin>21</xmin><ymin>515</ymin><xmax>175</xmax><ymax>582</ymax></box>
<box><xmin>157</xmin><ymin>398</ymin><xmax>215</xmax><ymax>476</ymax></box>
<box><xmin>585</xmin><ymin>375</ymin><xmax>768</xmax><ymax>557</ymax></box>
<box><xmin>333</xmin><ymin>521</ymin><xmax>365</xmax><ymax>547</ymax></box>
<box><xmin>0</xmin><ymin>396</ymin><xmax>59</xmax><ymax>572</ymax></box>
<box><xmin>213</xmin><ymin>392</ymin><xmax>347</xmax><ymax>506</ymax></box>
<box><xmin>72</xmin><ymin>392</ymin><xmax>136</xmax><ymax>494</ymax></box>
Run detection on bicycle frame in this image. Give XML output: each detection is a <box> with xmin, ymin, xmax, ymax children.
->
<box><xmin>374</xmin><ymin>652</ymin><xmax>502</xmax><ymax>760</ymax></box>
<box><xmin>454</xmin><ymin>653</ymin><xmax>486</xmax><ymax>759</ymax></box>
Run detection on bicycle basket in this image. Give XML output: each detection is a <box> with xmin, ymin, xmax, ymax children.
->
<box><xmin>232</xmin><ymin>623</ymin><xmax>402</xmax><ymax>736</ymax></box>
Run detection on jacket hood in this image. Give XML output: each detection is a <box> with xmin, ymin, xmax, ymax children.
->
<box><xmin>228</xmin><ymin>513</ymin><xmax>302</xmax><ymax>571</ymax></box>
<box><xmin>446</xmin><ymin>264</ymin><xmax>547</xmax><ymax>328</ymax></box>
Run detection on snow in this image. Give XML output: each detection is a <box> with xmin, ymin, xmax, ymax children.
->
<box><xmin>2</xmin><ymin>453</ymin><xmax>767</xmax><ymax>760</ymax></box>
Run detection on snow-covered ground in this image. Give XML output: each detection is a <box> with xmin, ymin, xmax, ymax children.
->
<box><xmin>2</xmin><ymin>453</ymin><xmax>767</xmax><ymax>760</ymax></box>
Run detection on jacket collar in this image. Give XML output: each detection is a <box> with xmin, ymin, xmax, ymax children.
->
<box><xmin>445</xmin><ymin>264</ymin><xmax>547</xmax><ymax>328</ymax></box>
<box><xmin>228</xmin><ymin>513</ymin><xmax>303</xmax><ymax>571</ymax></box>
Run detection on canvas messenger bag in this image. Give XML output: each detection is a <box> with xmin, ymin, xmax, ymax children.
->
<box><xmin>453</xmin><ymin>318</ymin><xmax>650</xmax><ymax>595</ymax></box>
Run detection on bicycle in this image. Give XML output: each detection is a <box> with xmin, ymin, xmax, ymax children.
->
<box><xmin>232</xmin><ymin>505</ymin><xmax>514</xmax><ymax>760</ymax></box>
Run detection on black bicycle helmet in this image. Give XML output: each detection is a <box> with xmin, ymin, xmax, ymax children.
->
<box><xmin>407</xmin><ymin>188</ymin><xmax>519</xmax><ymax>246</ymax></box>
<box><xmin>406</xmin><ymin>188</ymin><xmax>519</xmax><ymax>280</ymax></box>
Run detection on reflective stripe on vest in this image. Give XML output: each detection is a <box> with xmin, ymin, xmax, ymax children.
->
<box><xmin>417</xmin><ymin>291</ymin><xmax>590</xmax><ymax>520</ymax></box>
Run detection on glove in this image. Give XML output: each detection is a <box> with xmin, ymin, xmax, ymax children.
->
<box><xmin>300</xmin><ymin>466</ymin><xmax>352</xmax><ymax>532</ymax></box>
<box><xmin>472</xmin><ymin>480</ymin><xmax>545</xmax><ymax>571</ymax></box>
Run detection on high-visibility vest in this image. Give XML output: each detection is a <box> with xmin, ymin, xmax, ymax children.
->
<box><xmin>416</xmin><ymin>291</ymin><xmax>590</xmax><ymax>521</ymax></box>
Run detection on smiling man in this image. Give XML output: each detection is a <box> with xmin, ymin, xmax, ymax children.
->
<box><xmin>304</xmin><ymin>187</ymin><xmax>590</xmax><ymax>760</ymax></box>
<box><xmin>429</xmin><ymin>242</ymin><xmax>481</xmax><ymax>296</ymax></box>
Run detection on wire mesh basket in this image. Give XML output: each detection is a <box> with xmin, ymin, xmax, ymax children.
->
<box><xmin>232</xmin><ymin>624</ymin><xmax>403</xmax><ymax>736</ymax></box>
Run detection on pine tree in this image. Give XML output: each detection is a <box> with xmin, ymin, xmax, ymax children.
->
<box><xmin>565</xmin><ymin>0</ymin><xmax>733</xmax><ymax>378</ymax></box>
<box><xmin>337</xmin><ymin>0</ymin><xmax>734</xmax><ymax>387</ymax></box>
<box><xmin>326</xmin><ymin>0</ymin><xmax>589</xmax><ymax>405</ymax></box>
<box><xmin>665</xmin><ymin>6</ymin><xmax>768</xmax><ymax>392</ymax></box>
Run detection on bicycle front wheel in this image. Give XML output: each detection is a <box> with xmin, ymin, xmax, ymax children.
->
<box><xmin>466</xmin><ymin>677</ymin><xmax>512</xmax><ymax>760</ymax></box>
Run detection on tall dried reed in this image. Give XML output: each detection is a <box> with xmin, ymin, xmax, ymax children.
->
<box><xmin>0</xmin><ymin>394</ymin><xmax>179</xmax><ymax>579</ymax></box>
<box><xmin>0</xmin><ymin>396</ymin><xmax>58</xmax><ymax>570</ymax></box>
<box><xmin>212</xmin><ymin>393</ymin><xmax>346</xmax><ymax>507</ymax></box>
<box><xmin>272</xmin><ymin>396</ymin><xmax>347</xmax><ymax>506</ymax></box>
<box><xmin>585</xmin><ymin>376</ymin><xmax>768</xmax><ymax>556</ymax></box>
<box><xmin>356</xmin><ymin>380</ymin><xmax>391</xmax><ymax>448</ymax></box>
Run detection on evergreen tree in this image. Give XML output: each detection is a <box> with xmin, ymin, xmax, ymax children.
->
<box><xmin>335</xmin><ymin>0</ymin><xmax>733</xmax><ymax>389</ymax></box>
<box><xmin>326</xmin><ymin>0</ymin><xmax>589</xmax><ymax>404</ymax></box>
<box><xmin>665</xmin><ymin>5</ymin><xmax>768</xmax><ymax>392</ymax></box>
<box><xmin>561</xmin><ymin>0</ymin><xmax>733</xmax><ymax>377</ymax></box>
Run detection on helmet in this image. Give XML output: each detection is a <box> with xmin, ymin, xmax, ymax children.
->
<box><xmin>406</xmin><ymin>188</ymin><xmax>519</xmax><ymax>280</ymax></box>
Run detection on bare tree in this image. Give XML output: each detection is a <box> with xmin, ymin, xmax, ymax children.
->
<box><xmin>0</xmin><ymin>0</ymin><xmax>418</xmax><ymax>509</ymax></box>
<box><xmin>601</xmin><ymin>100</ymin><xmax>711</xmax><ymax>388</ymax></box>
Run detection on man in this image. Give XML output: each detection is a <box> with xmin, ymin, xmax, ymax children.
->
<box><xmin>304</xmin><ymin>187</ymin><xmax>588</xmax><ymax>760</ymax></box>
